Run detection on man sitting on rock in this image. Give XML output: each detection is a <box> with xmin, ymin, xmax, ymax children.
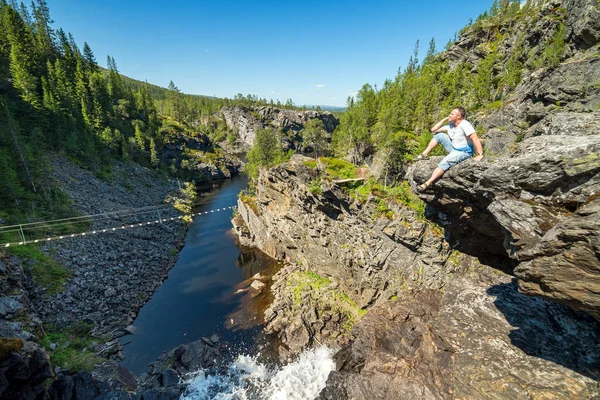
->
<box><xmin>416</xmin><ymin>107</ymin><xmax>483</xmax><ymax>191</ymax></box>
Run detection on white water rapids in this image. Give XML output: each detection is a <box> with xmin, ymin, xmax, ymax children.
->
<box><xmin>180</xmin><ymin>346</ymin><xmax>336</xmax><ymax>400</ymax></box>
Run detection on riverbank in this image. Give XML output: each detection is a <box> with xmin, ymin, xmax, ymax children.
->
<box><xmin>1</xmin><ymin>154</ymin><xmax>189</xmax><ymax>370</ymax></box>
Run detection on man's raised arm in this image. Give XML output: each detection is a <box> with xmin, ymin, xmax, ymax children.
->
<box><xmin>431</xmin><ymin>117</ymin><xmax>449</xmax><ymax>133</ymax></box>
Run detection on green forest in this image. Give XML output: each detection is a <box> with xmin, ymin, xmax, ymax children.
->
<box><xmin>0</xmin><ymin>0</ymin><xmax>313</xmax><ymax>228</ymax></box>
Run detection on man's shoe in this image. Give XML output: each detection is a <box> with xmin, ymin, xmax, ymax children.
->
<box><xmin>416</xmin><ymin>154</ymin><xmax>428</xmax><ymax>160</ymax></box>
<box><xmin>417</xmin><ymin>182</ymin><xmax>431</xmax><ymax>191</ymax></box>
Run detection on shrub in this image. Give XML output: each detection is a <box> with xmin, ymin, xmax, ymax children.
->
<box><xmin>39</xmin><ymin>323</ymin><xmax>104</xmax><ymax>372</ymax></box>
<box><xmin>543</xmin><ymin>22</ymin><xmax>567</xmax><ymax>68</ymax></box>
<box><xmin>321</xmin><ymin>157</ymin><xmax>357</xmax><ymax>179</ymax></box>
<box><xmin>308</xmin><ymin>180</ymin><xmax>323</xmax><ymax>195</ymax></box>
<box><xmin>7</xmin><ymin>245</ymin><xmax>70</xmax><ymax>294</ymax></box>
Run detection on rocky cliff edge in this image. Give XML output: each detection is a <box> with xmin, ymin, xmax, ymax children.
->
<box><xmin>233</xmin><ymin>154</ymin><xmax>600</xmax><ymax>399</ymax></box>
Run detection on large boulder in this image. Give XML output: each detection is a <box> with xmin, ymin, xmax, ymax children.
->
<box><xmin>407</xmin><ymin>132</ymin><xmax>600</xmax><ymax>321</ymax></box>
<box><xmin>0</xmin><ymin>341</ymin><xmax>54</xmax><ymax>400</ymax></box>
<box><xmin>319</xmin><ymin>273</ymin><xmax>600</xmax><ymax>399</ymax></box>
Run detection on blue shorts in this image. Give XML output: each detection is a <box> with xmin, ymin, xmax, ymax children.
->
<box><xmin>434</xmin><ymin>133</ymin><xmax>473</xmax><ymax>171</ymax></box>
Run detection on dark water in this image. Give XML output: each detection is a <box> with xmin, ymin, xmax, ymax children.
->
<box><xmin>121</xmin><ymin>174</ymin><xmax>281</xmax><ymax>375</ymax></box>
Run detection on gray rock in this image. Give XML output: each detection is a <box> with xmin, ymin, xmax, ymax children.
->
<box><xmin>0</xmin><ymin>297</ymin><xmax>23</xmax><ymax>317</ymax></box>
<box><xmin>407</xmin><ymin>133</ymin><xmax>600</xmax><ymax>321</ymax></box>
<box><xmin>318</xmin><ymin>277</ymin><xmax>600</xmax><ymax>400</ymax></box>
<box><xmin>124</xmin><ymin>325</ymin><xmax>136</xmax><ymax>335</ymax></box>
<box><xmin>0</xmin><ymin>341</ymin><xmax>54</xmax><ymax>399</ymax></box>
<box><xmin>0</xmin><ymin>320</ymin><xmax>25</xmax><ymax>340</ymax></box>
<box><xmin>160</xmin><ymin>369</ymin><xmax>179</xmax><ymax>387</ymax></box>
<box><xmin>250</xmin><ymin>280</ymin><xmax>265</xmax><ymax>290</ymax></box>
<box><xmin>564</xmin><ymin>0</ymin><xmax>600</xmax><ymax>47</ymax></box>
<box><xmin>515</xmin><ymin>197</ymin><xmax>600</xmax><ymax>320</ymax></box>
<box><xmin>92</xmin><ymin>362</ymin><xmax>137</xmax><ymax>392</ymax></box>
<box><xmin>138</xmin><ymin>337</ymin><xmax>225</xmax><ymax>392</ymax></box>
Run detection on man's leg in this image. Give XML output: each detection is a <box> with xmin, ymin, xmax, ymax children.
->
<box><xmin>423</xmin><ymin>167</ymin><xmax>445</xmax><ymax>186</ymax></box>
<box><xmin>422</xmin><ymin>133</ymin><xmax>453</xmax><ymax>156</ymax></box>
<box><xmin>418</xmin><ymin>150</ymin><xmax>469</xmax><ymax>190</ymax></box>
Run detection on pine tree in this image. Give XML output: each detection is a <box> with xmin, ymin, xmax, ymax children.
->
<box><xmin>4</xmin><ymin>6</ymin><xmax>40</xmax><ymax>107</ymax></box>
<box><xmin>301</xmin><ymin>119</ymin><xmax>326</xmax><ymax>157</ymax></box>
<box><xmin>82</xmin><ymin>41</ymin><xmax>97</xmax><ymax>72</ymax></box>
<box><xmin>107</xmin><ymin>55</ymin><xmax>125</xmax><ymax>101</ymax></box>
<box><xmin>134</xmin><ymin>122</ymin><xmax>145</xmax><ymax>151</ymax></box>
<box><xmin>149</xmin><ymin>137</ymin><xmax>158</xmax><ymax>167</ymax></box>
<box><xmin>31</xmin><ymin>0</ymin><xmax>55</xmax><ymax>66</ymax></box>
<box><xmin>424</xmin><ymin>38</ymin><xmax>436</xmax><ymax>65</ymax></box>
<box><xmin>75</xmin><ymin>56</ymin><xmax>92</xmax><ymax>126</ymax></box>
<box><xmin>88</xmin><ymin>70</ymin><xmax>110</xmax><ymax>129</ymax></box>
<box><xmin>0</xmin><ymin>2</ymin><xmax>12</xmax><ymax>79</ymax></box>
<box><xmin>167</xmin><ymin>80</ymin><xmax>183</xmax><ymax>123</ymax></box>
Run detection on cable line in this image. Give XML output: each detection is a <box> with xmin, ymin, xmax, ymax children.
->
<box><xmin>1</xmin><ymin>205</ymin><xmax>235</xmax><ymax>248</ymax></box>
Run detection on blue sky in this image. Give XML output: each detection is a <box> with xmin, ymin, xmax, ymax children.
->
<box><xmin>47</xmin><ymin>0</ymin><xmax>493</xmax><ymax>107</ymax></box>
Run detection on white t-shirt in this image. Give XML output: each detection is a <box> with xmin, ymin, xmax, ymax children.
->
<box><xmin>438</xmin><ymin>120</ymin><xmax>476</xmax><ymax>149</ymax></box>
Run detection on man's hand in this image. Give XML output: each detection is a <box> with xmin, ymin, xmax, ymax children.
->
<box><xmin>431</xmin><ymin>117</ymin><xmax>449</xmax><ymax>133</ymax></box>
<box><xmin>474</xmin><ymin>155</ymin><xmax>483</xmax><ymax>161</ymax></box>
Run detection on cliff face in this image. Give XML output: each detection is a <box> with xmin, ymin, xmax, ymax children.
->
<box><xmin>231</xmin><ymin>2</ymin><xmax>600</xmax><ymax>396</ymax></box>
<box><xmin>220</xmin><ymin>105</ymin><xmax>339</xmax><ymax>152</ymax></box>
<box><xmin>233</xmin><ymin>155</ymin><xmax>600</xmax><ymax>398</ymax></box>
<box><xmin>407</xmin><ymin>131</ymin><xmax>600</xmax><ymax>321</ymax></box>
<box><xmin>405</xmin><ymin>0</ymin><xmax>600</xmax><ymax>322</ymax></box>
<box><xmin>234</xmin><ymin>156</ymin><xmax>452</xmax><ymax>309</ymax></box>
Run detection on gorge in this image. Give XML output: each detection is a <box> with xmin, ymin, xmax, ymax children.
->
<box><xmin>2</xmin><ymin>0</ymin><xmax>600</xmax><ymax>398</ymax></box>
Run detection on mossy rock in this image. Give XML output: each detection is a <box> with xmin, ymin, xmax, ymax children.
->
<box><xmin>0</xmin><ymin>338</ymin><xmax>24</xmax><ymax>362</ymax></box>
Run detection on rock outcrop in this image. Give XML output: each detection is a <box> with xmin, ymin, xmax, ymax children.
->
<box><xmin>0</xmin><ymin>340</ymin><xmax>53</xmax><ymax>400</ymax></box>
<box><xmin>160</xmin><ymin>131</ymin><xmax>242</xmax><ymax>181</ymax></box>
<box><xmin>220</xmin><ymin>106</ymin><xmax>339</xmax><ymax>151</ymax></box>
<box><xmin>234</xmin><ymin>155</ymin><xmax>454</xmax><ymax>310</ymax></box>
<box><xmin>0</xmin><ymin>254</ymin><xmax>41</xmax><ymax>343</ymax></box>
<box><xmin>227</xmin><ymin>0</ymin><xmax>600</xmax><ymax>398</ymax></box>
<box><xmin>232</xmin><ymin>154</ymin><xmax>600</xmax><ymax>397</ymax></box>
<box><xmin>406</xmin><ymin>0</ymin><xmax>600</xmax><ymax>322</ymax></box>
<box><xmin>407</xmin><ymin>132</ymin><xmax>600</xmax><ymax>322</ymax></box>
<box><xmin>319</xmin><ymin>275</ymin><xmax>600</xmax><ymax>400</ymax></box>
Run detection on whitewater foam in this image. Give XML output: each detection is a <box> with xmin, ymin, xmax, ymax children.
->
<box><xmin>181</xmin><ymin>346</ymin><xmax>335</xmax><ymax>400</ymax></box>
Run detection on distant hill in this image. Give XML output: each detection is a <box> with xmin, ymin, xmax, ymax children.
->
<box><xmin>103</xmin><ymin>69</ymin><xmax>347</xmax><ymax>114</ymax></box>
<box><xmin>304</xmin><ymin>105</ymin><xmax>346</xmax><ymax>113</ymax></box>
<box><xmin>100</xmin><ymin>67</ymin><xmax>216</xmax><ymax>102</ymax></box>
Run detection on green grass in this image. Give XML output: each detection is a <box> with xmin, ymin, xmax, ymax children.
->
<box><xmin>286</xmin><ymin>271</ymin><xmax>365</xmax><ymax>334</ymax></box>
<box><xmin>319</xmin><ymin>157</ymin><xmax>358</xmax><ymax>179</ymax></box>
<box><xmin>351</xmin><ymin>179</ymin><xmax>426</xmax><ymax>220</ymax></box>
<box><xmin>303</xmin><ymin>160</ymin><xmax>318</xmax><ymax>169</ymax></box>
<box><xmin>7</xmin><ymin>245</ymin><xmax>70</xmax><ymax>294</ymax></box>
<box><xmin>39</xmin><ymin>321</ymin><xmax>104</xmax><ymax>372</ymax></box>
<box><xmin>486</xmin><ymin>100</ymin><xmax>504</xmax><ymax>111</ymax></box>
<box><xmin>308</xmin><ymin>179</ymin><xmax>322</xmax><ymax>195</ymax></box>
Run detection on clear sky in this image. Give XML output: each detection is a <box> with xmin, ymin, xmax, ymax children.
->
<box><xmin>46</xmin><ymin>0</ymin><xmax>493</xmax><ymax>107</ymax></box>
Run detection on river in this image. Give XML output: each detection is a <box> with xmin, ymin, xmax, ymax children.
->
<box><xmin>120</xmin><ymin>174</ymin><xmax>280</xmax><ymax>374</ymax></box>
<box><xmin>120</xmin><ymin>173</ymin><xmax>335</xmax><ymax>399</ymax></box>
<box><xmin>121</xmin><ymin>175</ymin><xmax>334</xmax><ymax>400</ymax></box>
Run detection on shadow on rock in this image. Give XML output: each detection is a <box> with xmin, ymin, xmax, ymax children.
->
<box><xmin>487</xmin><ymin>280</ymin><xmax>600</xmax><ymax>381</ymax></box>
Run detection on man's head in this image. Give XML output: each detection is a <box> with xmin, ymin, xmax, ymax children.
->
<box><xmin>448</xmin><ymin>107</ymin><xmax>466</xmax><ymax>124</ymax></box>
